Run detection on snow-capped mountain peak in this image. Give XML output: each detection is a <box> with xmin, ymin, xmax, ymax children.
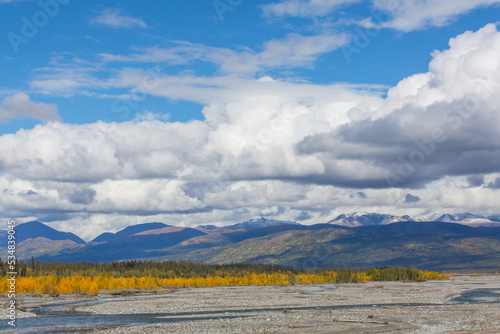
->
<box><xmin>227</xmin><ymin>218</ymin><xmax>299</xmax><ymax>229</ymax></box>
<box><xmin>328</xmin><ymin>213</ymin><xmax>412</xmax><ymax>227</ymax></box>
<box><xmin>328</xmin><ymin>212</ymin><xmax>500</xmax><ymax>228</ymax></box>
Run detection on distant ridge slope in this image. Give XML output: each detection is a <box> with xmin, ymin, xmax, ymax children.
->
<box><xmin>16</xmin><ymin>221</ymin><xmax>85</xmax><ymax>244</ymax></box>
<box><xmin>356</xmin><ymin>221</ymin><xmax>500</xmax><ymax>237</ymax></box>
<box><xmin>92</xmin><ymin>222</ymin><xmax>169</xmax><ymax>242</ymax></box>
<box><xmin>46</xmin><ymin>227</ymin><xmax>206</xmax><ymax>263</ymax></box>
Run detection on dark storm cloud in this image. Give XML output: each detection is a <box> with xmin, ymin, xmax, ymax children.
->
<box><xmin>405</xmin><ymin>193</ymin><xmax>421</xmax><ymax>203</ymax></box>
<box><xmin>68</xmin><ymin>187</ymin><xmax>97</xmax><ymax>205</ymax></box>
<box><xmin>295</xmin><ymin>96</ymin><xmax>500</xmax><ymax>189</ymax></box>
<box><xmin>467</xmin><ymin>175</ymin><xmax>485</xmax><ymax>187</ymax></box>
<box><xmin>487</xmin><ymin>177</ymin><xmax>500</xmax><ymax>189</ymax></box>
<box><xmin>294</xmin><ymin>211</ymin><xmax>312</xmax><ymax>221</ymax></box>
<box><xmin>37</xmin><ymin>213</ymin><xmax>76</xmax><ymax>222</ymax></box>
<box><xmin>357</xmin><ymin>191</ymin><xmax>367</xmax><ymax>198</ymax></box>
<box><xmin>20</xmin><ymin>190</ymin><xmax>38</xmax><ymax>196</ymax></box>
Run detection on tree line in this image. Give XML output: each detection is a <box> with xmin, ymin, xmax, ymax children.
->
<box><xmin>0</xmin><ymin>258</ymin><xmax>449</xmax><ymax>295</ymax></box>
<box><xmin>0</xmin><ymin>257</ymin><xmax>303</xmax><ymax>278</ymax></box>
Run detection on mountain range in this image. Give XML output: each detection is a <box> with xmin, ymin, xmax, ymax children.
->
<box><xmin>2</xmin><ymin>213</ymin><xmax>500</xmax><ymax>270</ymax></box>
<box><xmin>327</xmin><ymin>212</ymin><xmax>500</xmax><ymax>227</ymax></box>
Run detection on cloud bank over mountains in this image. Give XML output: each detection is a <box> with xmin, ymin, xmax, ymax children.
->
<box><xmin>1</xmin><ymin>23</ymin><xmax>500</xmax><ymax>238</ymax></box>
<box><xmin>1</xmin><ymin>0</ymin><xmax>500</xmax><ymax>239</ymax></box>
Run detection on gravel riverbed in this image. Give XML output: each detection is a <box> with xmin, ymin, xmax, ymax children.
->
<box><xmin>1</xmin><ymin>274</ymin><xmax>499</xmax><ymax>333</ymax></box>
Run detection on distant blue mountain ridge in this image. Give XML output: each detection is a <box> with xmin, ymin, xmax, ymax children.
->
<box><xmin>1</xmin><ymin>215</ymin><xmax>500</xmax><ymax>269</ymax></box>
<box><xmin>5</xmin><ymin>214</ymin><xmax>500</xmax><ymax>244</ymax></box>
<box><xmin>12</xmin><ymin>221</ymin><xmax>85</xmax><ymax>244</ymax></box>
<box><xmin>92</xmin><ymin>222</ymin><xmax>169</xmax><ymax>242</ymax></box>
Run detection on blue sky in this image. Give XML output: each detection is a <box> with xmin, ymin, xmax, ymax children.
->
<box><xmin>1</xmin><ymin>0</ymin><xmax>500</xmax><ymax>239</ymax></box>
<box><xmin>2</xmin><ymin>0</ymin><xmax>499</xmax><ymax>130</ymax></box>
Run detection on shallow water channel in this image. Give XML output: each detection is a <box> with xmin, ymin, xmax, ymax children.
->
<box><xmin>2</xmin><ymin>287</ymin><xmax>500</xmax><ymax>333</ymax></box>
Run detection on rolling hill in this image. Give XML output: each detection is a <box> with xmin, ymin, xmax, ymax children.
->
<box><xmin>0</xmin><ymin>221</ymin><xmax>86</xmax><ymax>261</ymax></box>
<box><xmin>15</xmin><ymin>221</ymin><xmax>85</xmax><ymax>244</ymax></box>
<box><xmin>171</xmin><ymin>222</ymin><xmax>500</xmax><ymax>270</ymax></box>
<box><xmin>92</xmin><ymin>222</ymin><xmax>169</xmax><ymax>242</ymax></box>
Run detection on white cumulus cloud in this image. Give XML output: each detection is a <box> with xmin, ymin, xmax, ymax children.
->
<box><xmin>89</xmin><ymin>9</ymin><xmax>147</xmax><ymax>29</ymax></box>
<box><xmin>1</xmin><ymin>24</ymin><xmax>500</xmax><ymax>237</ymax></box>
<box><xmin>262</xmin><ymin>0</ymin><xmax>361</xmax><ymax>17</ymax></box>
<box><xmin>0</xmin><ymin>93</ymin><xmax>61</xmax><ymax>123</ymax></box>
<box><xmin>263</xmin><ymin>0</ymin><xmax>500</xmax><ymax>32</ymax></box>
<box><xmin>374</xmin><ymin>0</ymin><xmax>500</xmax><ymax>31</ymax></box>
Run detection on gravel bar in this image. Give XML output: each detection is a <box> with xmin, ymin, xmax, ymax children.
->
<box><xmin>1</xmin><ymin>275</ymin><xmax>499</xmax><ymax>333</ymax></box>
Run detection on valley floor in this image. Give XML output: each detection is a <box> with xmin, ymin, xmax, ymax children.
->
<box><xmin>1</xmin><ymin>274</ymin><xmax>500</xmax><ymax>333</ymax></box>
